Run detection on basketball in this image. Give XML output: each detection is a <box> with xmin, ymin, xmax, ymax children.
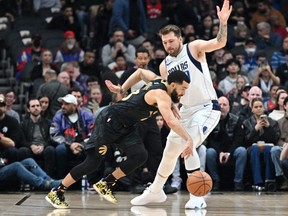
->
<box><xmin>186</xmin><ymin>171</ymin><xmax>212</xmax><ymax>196</ymax></box>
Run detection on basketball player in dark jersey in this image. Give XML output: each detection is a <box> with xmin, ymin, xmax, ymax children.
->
<box><xmin>46</xmin><ymin>69</ymin><xmax>193</xmax><ymax>209</ymax></box>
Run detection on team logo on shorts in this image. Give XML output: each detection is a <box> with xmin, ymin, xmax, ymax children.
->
<box><xmin>99</xmin><ymin>145</ymin><xmax>108</xmax><ymax>155</ymax></box>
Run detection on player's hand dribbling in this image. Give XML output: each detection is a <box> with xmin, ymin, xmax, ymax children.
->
<box><xmin>181</xmin><ymin>139</ymin><xmax>193</xmax><ymax>159</ymax></box>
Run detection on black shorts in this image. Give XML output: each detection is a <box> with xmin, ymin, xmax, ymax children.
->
<box><xmin>84</xmin><ymin>106</ymin><xmax>143</xmax><ymax>151</ymax></box>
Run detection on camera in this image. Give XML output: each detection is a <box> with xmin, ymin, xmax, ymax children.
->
<box><xmin>265</xmin><ymin>179</ymin><xmax>277</xmax><ymax>192</ymax></box>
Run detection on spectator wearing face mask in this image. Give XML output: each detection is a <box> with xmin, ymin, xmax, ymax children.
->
<box><xmin>242</xmin><ymin>37</ymin><xmax>259</xmax><ymax>75</ymax></box>
<box><xmin>54</xmin><ymin>31</ymin><xmax>84</xmax><ymax>65</ymax></box>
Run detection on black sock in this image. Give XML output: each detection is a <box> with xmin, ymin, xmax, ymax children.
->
<box><xmin>56</xmin><ymin>183</ymin><xmax>68</xmax><ymax>193</ymax></box>
<box><xmin>103</xmin><ymin>174</ymin><xmax>117</xmax><ymax>186</ymax></box>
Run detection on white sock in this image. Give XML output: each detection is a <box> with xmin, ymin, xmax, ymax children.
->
<box><xmin>150</xmin><ymin>173</ymin><xmax>167</xmax><ymax>193</ymax></box>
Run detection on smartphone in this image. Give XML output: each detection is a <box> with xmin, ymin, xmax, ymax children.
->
<box><xmin>260</xmin><ymin>114</ymin><xmax>267</xmax><ymax>121</ymax></box>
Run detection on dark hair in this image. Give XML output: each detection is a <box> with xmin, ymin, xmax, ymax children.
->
<box><xmin>158</xmin><ymin>25</ymin><xmax>182</xmax><ymax>38</ymax></box>
<box><xmin>4</xmin><ymin>89</ymin><xmax>15</xmax><ymax>96</ymax></box>
<box><xmin>226</xmin><ymin>58</ymin><xmax>241</xmax><ymax>70</ymax></box>
<box><xmin>251</xmin><ymin>97</ymin><xmax>263</xmax><ymax>107</ymax></box>
<box><xmin>27</xmin><ymin>98</ymin><xmax>40</xmax><ymax>109</ymax></box>
<box><xmin>275</xmin><ymin>91</ymin><xmax>288</xmax><ymax>110</ymax></box>
<box><xmin>69</xmin><ymin>87</ymin><xmax>83</xmax><ymax>96</ymax></box>
<box><xmin>87</xmin><ymin>76</ymin><xmax>99</xmax><ymax>85</ymax></box>
<box><xmin>135</xmin><ymin>47</ymin><xmax>149</xmax><ymax>57</ymax></box>
<box><xmin>284</xmin><ymin>96</ymin><xmax>288</xmax><ymax>111</ymax></box>
<box><xmin>167</xmin><ymin>70</ymin><xmax>190</xmax><ymax>85</ymax></box>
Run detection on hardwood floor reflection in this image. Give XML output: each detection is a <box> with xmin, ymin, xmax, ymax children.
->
<box><xmin>0</xmin><ymin>190</ymin><xmax>287</xmax><ymax>215</ymax></box>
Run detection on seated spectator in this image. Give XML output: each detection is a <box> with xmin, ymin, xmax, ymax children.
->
<box><xmin>234</xmin><ymin>52</ymin><xmax>249</xmax><ymax>76</ymax></box>
<box><xmin>268</xmin><ymin>14</ymin><xmax>288</xmax><ymax>39</ymax></box>
<box><xmin>269</xmin><ymin>91</ymin><xmax>288</xmax><ymax>121</ymax></box>
<box><xmin>254</xmin><ymin>21</ymin><xmax>282</xmax><ymax>50</ymax></box>
<box><xmin>57</xmin><ymin>71</ymin><xmax>71</xmax><ymax>89</ymax></box>
<box><xmin>86</xmin><ymin>85</ymin><xmax>102</xmax><ymax>115</ymax></box>
<box><xmin>18</xmin><ymin>99</ymin><xmax>56</xmax><ymax>177</ymax></box>
<box><xmin>229</xmin><ymin>75</ymin><xmax>249</xmax><ymax>109</ymax></box>
<box><xmin>69</xmin><ymin>87</ymin><xmax>92</xmax><ymax>114</ymax></box>
<box><xmin>106</xmin><ymin>53</ymin><xmax>133</xmax><ymax>79</ymax></box>
<box><xmin>206</xmin><ymin>96</ymin><xmax>247</xmax><ymax>191</ymax></box>
<box><xmin>263</xmin><ymin>85</ymin><xmax>280</xmax><ymax>113</ymax></box>
<box><xmin>61</xmin><ymin>61</ymin><xmax>89</xmax><ymax>96</ymax></box>
<box><xmin>275</xmin><ymin>50</ymin><xmax>288</xmax><ymax>89</ymax></box>
<box><xmin>0</xmin><ymin>158</ymin><xmax>61</xmax><ymax>190</ymax></box>
<box><xmin>250</xmin><ymin>0</ymin><xmax>286</xmax><ymax>30</ymax></box>
<box><xmin>101</xmin><ymin>29</ymin><xmax>136</xmax><ymax>67</ymax></box>
<box><xmin>228</xmin><ymin>23</ymin><xmax>250</xmax><ymax>49</ymax></box>
<box><xmin>218</xmin><ymin>59</ymin><xmax>241</xmax><ymax>96</ymax></box>
<box><xmin>238</xmin><ymin>86</ymin><xmax>263</xmax><ymax>124</ymax></box>
<box><xmin>37</xmin><ymin>70</ymin><xmax>69</xmax><ymax>116</ymax></box>
<box><xmin>242</xmin><ymin>98</ymin><xmax>280</xmax><ymax>190</ymax></box>
<box><xmin>54</xmin><ymin>31</ymin><xmax>84</xmax><ymax>64</ymax></box>
<box><xmin>270</xmin><ymin>36</ymin><xmax>288</xmax><ymax>73</ymax></box>
<box><xmin>228</xmin><ymin>1</ymin><xmax>249</xmax><ymax>27</ymax></box>
<box><xmin>31</xmin><ymin>50</ymin><xmax>58</xmax><ymax>81</ymax></box>
<box><xmin>4</xmin><ymin>90</ymin><xmax>20</xmax><ymax>123</ymax></box>
<box><xmin>79</xmin><ymin>50</ymin><xmax>101</xmax><ymax>80</ymax></box>
<box><xmin>16</xmin><ymin>33</ymin><xmax>45</xmax><ymax>80</ymax></box>
<box><xmin>147</xmin><ymin>47</ymin><xmax>166</xmax><ymax>76</ymax></box>
<box><xmin>31</xmin><ymin>50</ymin><xmax>58</xmax><ymax>98</ymax></box>
<box><xmin>252</xmin><ymin>58</ymin><xmax>280</xmax><ymax>98</ymax></box>
<box><xmin>242</xmin><ymin>38</ymin><xmax>259</xmax><ymax>79</ymax></box>
<box><xmin>47</xmin><ymin>4</ymin><xmax>81</xmax><ymax>40</ymax></box>
<box><xmin>271</xmin><ymin>96</ymin><xmax>288</xmax><ymax>189</ymax></box>
<box><xmin>0</xmin><ymin>95</ymin><xmax>19</xmax><ymax>164</ymax></box>
<box><xmin>50</xmin><ymin>94</ymin><xmax>95</xmax><ymax>178</ymax></box>
<box><xmin>38</xmin><ymin>95</ymin><xmax>53</xmax><ymax>120</ymax></box>
<box><xmin>230</xmin><ymin>84</ymin><xmax>251</xmax><ymax>116</ymax></box>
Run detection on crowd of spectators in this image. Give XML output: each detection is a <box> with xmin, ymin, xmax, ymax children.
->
<box><xmin>1</xmin><ymin>0</ymin><xmax>288</xmax><ymax>192</ymax></box>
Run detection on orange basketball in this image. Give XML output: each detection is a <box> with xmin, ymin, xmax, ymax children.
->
<box><xmin>186</xmin><ymin>171</ymin><xmax>212</xmax><ymax>196</ymax></box>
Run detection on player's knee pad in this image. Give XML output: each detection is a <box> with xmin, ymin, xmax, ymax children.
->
<box><xmin>120</xmin><ymin>144</ymin><xmax>148</xmax><ymax>175</ymax></box>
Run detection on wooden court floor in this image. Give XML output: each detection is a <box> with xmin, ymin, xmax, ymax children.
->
<box><xmin>0</xmin><ymin>190</ymin><xmax>287</xmax><ymax>216</ymax></box>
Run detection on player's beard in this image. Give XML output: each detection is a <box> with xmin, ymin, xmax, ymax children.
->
<box><xmin>168</xmin><ymin>42</ymin><xmax>182</xmax><ymax>57</ymax></box>
<box><xmin>171</xmin><ymin>89</ymin><xmax>180</xmax><ymax>103</ymax></box>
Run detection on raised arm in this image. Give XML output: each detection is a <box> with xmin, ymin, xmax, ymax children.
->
<box><xmin>105</xmin><ymin>68</ymin><xmax>159</xmax><ymax>95</ymax></box>
<box><xmin>189</xmin><ymin>0</ymin><xmax>232</xmax><ymax>58</ymax></box>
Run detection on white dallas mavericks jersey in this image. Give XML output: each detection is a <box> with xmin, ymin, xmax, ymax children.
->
<box><xmin>165</xmin><ymin>43</ymin><xmax>217</xmax><ymax>106</ymax></box>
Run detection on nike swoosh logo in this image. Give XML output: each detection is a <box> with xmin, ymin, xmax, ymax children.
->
<box><xmin>166</xmin><ymin>61</ymin><xmax>172</xmax><ymax>66</ymax></box>
<box><xmin>203</xmin><ymin>104</ymin><xmax>210</xmax><ymax>107</ymax></box>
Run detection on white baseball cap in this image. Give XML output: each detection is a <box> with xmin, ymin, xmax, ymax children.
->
<box><xmin>58</xmin><ymin>94</ymin><xmax>77</xmax><ymax>105</ymax></box>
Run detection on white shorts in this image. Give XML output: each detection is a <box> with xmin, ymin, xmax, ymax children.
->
<box><xmin>167</xmin><ymin>100</ymin><xmax>221</xmax><ymax>148</ymax></box>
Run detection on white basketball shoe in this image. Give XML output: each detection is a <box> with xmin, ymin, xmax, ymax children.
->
<box><xmin>130</xmin><ymin>186</ymin><xmax>167</xmax><ymax>205</ymax></box>
<box><xmin>185</xmin><ymin>194</ymin><xmax>207</xmax><ymax>209</ymax></box>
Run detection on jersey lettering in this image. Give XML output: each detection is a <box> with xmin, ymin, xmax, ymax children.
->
<box><xmin>167</xmin><ymin>61</ymin><xmax>188</xmax><ymax>74</ymax></box>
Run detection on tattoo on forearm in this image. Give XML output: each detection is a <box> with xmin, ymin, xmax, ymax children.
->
<box><xmin>217</xmin><ymin>23</ymin><xmax>227</xmax><ymax>42</ymax></box>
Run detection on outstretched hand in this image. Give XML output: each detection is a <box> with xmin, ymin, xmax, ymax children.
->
<box><xmin>105</xmin><ymin>80</ymin><xmax>120</xmax><ymax>93</ymax></box>
<box><xmin>216</xmin><ymin>0</ymin><xmax>232</xmax><ymax>24</ymax></box>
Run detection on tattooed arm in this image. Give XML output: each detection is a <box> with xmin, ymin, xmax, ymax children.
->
<box><xmin>188</xmin><ymin>0</ymin><xmax>232</xmax><ymax>60</ymax></box>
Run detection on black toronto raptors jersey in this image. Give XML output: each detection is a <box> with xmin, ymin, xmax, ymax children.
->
<box><xmin>110</xmin><ymin>79</ymin><xmax>168</xmax><ymax>126</ymax></box>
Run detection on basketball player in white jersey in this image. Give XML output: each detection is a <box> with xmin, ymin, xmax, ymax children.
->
<box><xmin>130</xmin><ymin>0</ymin><xmax>232</xmax><ymax>209</ymax></box>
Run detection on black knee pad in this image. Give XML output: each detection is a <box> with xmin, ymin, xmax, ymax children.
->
<box><xmin>120</xmin><ymin>145</ymin><xmax>148</xmax><ymax>175</ymax></box>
